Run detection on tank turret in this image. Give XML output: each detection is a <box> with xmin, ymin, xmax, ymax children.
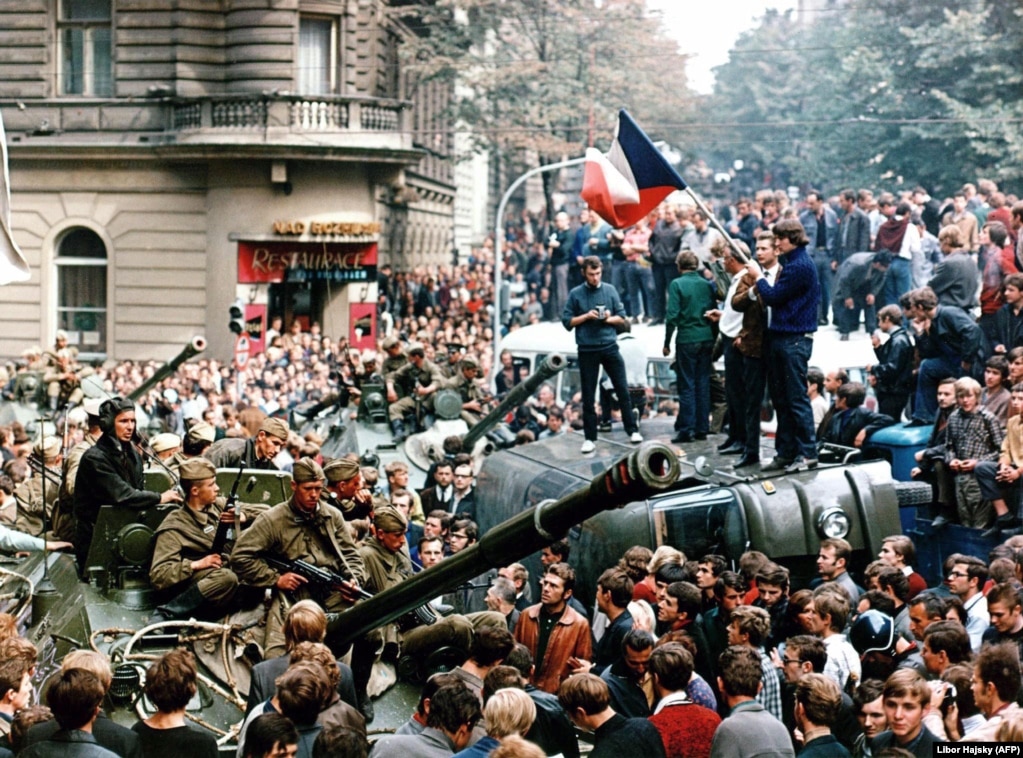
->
<box><xmin>126</xmin><ymin>336</ymin><xmax>207</xmax><ymax>403</ymax></box>
<box><xmin>331</xmin><ymin>441</ymin><xmax>680</xmax><ymax>644</ymax></box>
<box><xmin>461</xmin><ymin>353</ymin><xmax>566</xmax><ymax>450</ymax></box>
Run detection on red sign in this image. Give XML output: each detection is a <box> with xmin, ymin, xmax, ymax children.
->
<box><xmin>244</xmin><ymin>304</ymin><xmax>266</xmax><ymax>354</ymax></box>
<box><xmin>237</xmin><ymin>241</ymin><xmax>378</xmax><ymax>284</ymax></box>
<box><xmin>349</xmin><ymin>303</ymin><xmax>376</xmax><ymax>351</ymax></box>
<box><xmin>234</xmin><ymin>334</ymin><xmax>251</xmax><ymax>370</ymax></box>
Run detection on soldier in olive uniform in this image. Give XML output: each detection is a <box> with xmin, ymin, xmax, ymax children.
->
<box><xmin>379</xmin><ymin>335</ymin><xmax>407</xmax><ymax>379</ymax></box>
<box><xmin>13</xmin><ymin>436</ymin><xmax>61</xmax><ymax>537</ymax></box>
<box><xmin>323</xmin><ymin>457</ymin><xmax>374</xmax><ymax>521</ymax></box>
<box><xmin>385</xmin><ymin>344</ymin><xmax>445</xmax><ymax>441</ymax></box>
<box><xmin>353</xmin><ymin>506</ymin><xmax>506</xmax><ymax>719</ymax></box>
<box><xmin>204</xmin><ymin>417</ymin><xmax>288</xmax><ymax>470</ymax></box>
<box><xmin>53</xmin><ymin>398</ymin><xmax>102</xmax><ymax>543</ymax></box>
<box><xmin>42</xmin><ymin>330</ymin><xmax>92</xmax><ymax>411</ymax></box>
<box><xmin>439</xmin><ymin>343</ymin><xmax>465</xmax><ymax>380</ymax></box>
<box><xmin>444</xmin><ymin>355</ymin><xmax>488</xmax><ymax>427</ymax></box>
<box><xmin>149</xmin><ymin>458</ymin><xmax>268</xmax><ymax>622</ymax></box>
<box><xmin>231</xmin><ymin>458</ymin><xmax>366</xmax><ymax>658</ymax></box>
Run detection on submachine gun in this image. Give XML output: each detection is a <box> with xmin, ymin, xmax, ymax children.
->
<box><xmin>329</xmin><ymin>441</ymin><xmax>681</xmax><ymax>646</ymax></box>
<box><xmin>263</xmin><ymin>556</ymin><xmax>437</xmax><ymax>632</ymax></box>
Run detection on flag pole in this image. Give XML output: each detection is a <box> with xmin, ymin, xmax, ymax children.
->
<box><xmin>682</xmin><ymin>186</ymin><xmax>752</xmax><ymax>265</ymax></box>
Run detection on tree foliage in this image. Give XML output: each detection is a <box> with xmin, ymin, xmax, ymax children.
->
<box><xmin>699</xmin><ymin>0</ymin><xmax>1023</xmax><ymax>196</ymax></box>
<box><xmin>398</xmin><ymin>0</ymin><xmax>692</xmax><ymax>214</ymax></box>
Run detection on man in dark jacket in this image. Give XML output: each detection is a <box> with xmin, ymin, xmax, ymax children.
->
<box><xmin>909</xmin><ymin>286</ymin><xmax>983</xmax><ymax>424</ymax></box>
<box><xmin>832</xmin><ymin>250</ymin><xmax>891</xmax><ymax>338</ymax></box>
<box><xmin>928</xmin><ymin>225</ymin><xmax>981</xmax><ymax>310</ymax></box>
<box><xmin>836</xmin><ymin>189</ymin><xmax>871</xmax><ymax>264</ymax></box>
<box><xmin>868</xmin><ymin>305</ymin><xmax>916</xmax><ymax>420</ymax></box>
<box><xmin>648</xmin><ymin>206</ymin><xmax>685</xmax><ymax>324</ymax></box>
<box><xmin>817</xmin><ymin>382</ymin><xmax>895</xmax><ymax>453</ymax></box>
<box><xmin>558</xmin><ymin>674</ymin><xmax>665</xmax><ymax>758</ymax></box>
<box><xmin>745</xmin><ymin>219</ymin><xmax>821</xmax><ymax>473</ymax></box>
<box><xmin>505</xmin><ymin>645</ymin><xmax>580</xmax><ymax>758</ymax></box>
<box><xmin>72</xmin><ymin>397</ymin><xmax>182</xmax><ymax>569</ymax></box>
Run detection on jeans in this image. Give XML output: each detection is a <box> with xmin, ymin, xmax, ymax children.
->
<box><xmin>974</xmin><ymin>460</ymin><xmax>1020</xmax><ymax>508</ymax></box>
<box><xmin>551</xmin><ymin>263</ymin><xmax>569</xmax><ymax>320</ymax></box>
<box><xmin>723</xmin><ymin>339</ymin><xmax>746</xmax><ymax>444</ymax></box>
<box><xmin>625</xmin><ymin>261</ymin><xmax>656</xmax><ymax>319</ymax></box>
<box><xmin>741</xmin><ymin>354</ymin><xmax>766</xmax><ymax>458</ymax></box>
<box><xmin>651</xmin><ymin>263</ymin><xmax>677</xmax><ymax>321</ymax></box>
<box><xmin>913</xmin><ymin>354</ymin><xmax>963</xmax><ymax>422</ymax></box>
<box><xmin>611</xmin><ymin>260</ymin><xmax>633</xmax><ymax>316</ymax></box>
<box><xmin>882</xmin><ymin>256</ymin><xmax>912</xmax><ymax>309</ymax></box>
<box><xmin>813</xmin><ymin>253</ymin><xmax>833</xmax><ymax>322</ymax></box>
<box><xmin>579</xmin><ymin>346</ymin><xmax>638</xmax><ymax>441</ymax></box>
<box><xmin>674</xmin><ymin>340</ymin><xmax>714</xmax><ymax>436</ymax></box>
<box><xmin>833</xmin><ymin>297</ymin><xmax>877</xmax><ymax>335</ymax></box>
<box><xmin>765</xmin><ymin>332</ymin><xmax>816</xmax><ymax>460</ymax></box>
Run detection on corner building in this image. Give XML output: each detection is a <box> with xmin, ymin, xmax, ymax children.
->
<box><xmin>0</xmin><ymin>0</ymin><xmax>454</xmax><ymax>361</ymax></box>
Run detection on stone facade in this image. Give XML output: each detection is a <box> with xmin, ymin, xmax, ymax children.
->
<box><xmin>0</xmin><ymin>0</ymin><xmax>454</xmax><ymax>360</ymax></box>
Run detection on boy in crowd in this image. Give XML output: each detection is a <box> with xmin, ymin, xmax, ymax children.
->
<box><xmin>869</xmin><ymin>670</ymin><xmax>942</xmax><ymax>757</ymax></box>
<box><xmin>867</xmin><ymin>304</ymin><xmax>915</xmax><ymax>421</ymax></box>
<box><xmin>973</xmin><ymin>382</ymin><xmax>1023</xmax><ymax>536</ymax></box>
<box><xmin>943</xmin><ymin>377</ymin><xmax>1004</xmax><ymax>530</ymax></box>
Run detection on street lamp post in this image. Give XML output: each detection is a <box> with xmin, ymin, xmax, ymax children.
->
<box><xmin>491</xmin><ymin>157</ymin><xmax>585</xmax><ymax>383</ymax></box>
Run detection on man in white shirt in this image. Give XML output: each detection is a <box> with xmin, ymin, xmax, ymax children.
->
<box><xmin>947</xmin><ymin>555</ymin><xmax>989</xmax><ymax>652</ymax></box>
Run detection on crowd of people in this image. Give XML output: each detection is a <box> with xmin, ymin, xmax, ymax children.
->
<box><xmin>0</xmin><ymin>177</ymin><xmax>1022</xmax><ymax>756</ymax></box>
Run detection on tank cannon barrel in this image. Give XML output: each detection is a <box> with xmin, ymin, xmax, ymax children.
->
<box><xmin>127</xmin><ymin>336</ymin><xmax>207</xmax><ymax>403</ymax></box>
<box><xmin>463</xmin><ymin>353</ymin><xmax>566</xmax><ymax>450</ymax></box>
<box><xmin>331</xmin><ymin>441</ymin><xmax>680</xmax><ymax>645</ymax></box>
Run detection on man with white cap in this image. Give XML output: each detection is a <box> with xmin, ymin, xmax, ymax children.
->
<box><xmin>150</xmin><ymin>457</ymin><xmax>268</xmax><ymax>623</ymax></box>
<box><xmin>13</xmin><ymin>436</ymin><xmax>62</xmax><ymax>537</ymax></box>
<box><xmin>149</xmin><ymin>433</ymin><xmax>181</xmax><ymax>462</ymax></box>
<box><xmin>53</xmin><ymin>398</ymin><xmax>102</xmax><ymax>542</ymax></box>
<box><xmin>232</xmin><ymin>457</ymin><xmax>366</xmax><ymax>658</ymax></box>
<box><xmin>204</xmin><ymin>417</ymin><xmax>288</xmax><ymax>470</ymax></box>
<box><xmin>167</xmin><ymin>421</ymin><xmax>216</xmax><ymax>475</ymax></box>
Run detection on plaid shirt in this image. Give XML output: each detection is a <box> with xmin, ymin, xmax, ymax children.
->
<box><xmin>756</xmin><ymin>647</ymin><xmax>784</xmax><ymax>722</ymax></box>
<box><xmin>946</xmin><ymin>407</ymin><xmax>1004</xmax><ymax>463</ymax></box>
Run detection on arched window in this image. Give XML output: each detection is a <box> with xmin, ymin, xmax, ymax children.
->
<box><xmin>55</xmin><ymin>227</ymin><xmax>107</xmax><ymax>358</ymax></box>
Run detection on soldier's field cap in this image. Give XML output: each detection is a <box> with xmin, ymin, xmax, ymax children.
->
<box><xmin>408</xmin><ymin>342</ymin><xmax>425</xmax><ymax>357</ymax></box>
<box><xmin>292</xmin><ymin>457</ymin><xmax>325</xmax><ymax>483</ymax></box>
<box><xmin>179</xmin><ymin>458</ymin><xmax>216</xmax><ymax>481</ymax></box>
<box><xmin>260</xmin><ymin>417</ymin><xmax>290</xmax><ymax>442</ymax></box>
<box><xmin>83</xmin><ymin>398</ymin><xmax>103</xmax><ymax>418</ymax></box>
<box><xmin>361</xmin><ymin>352</ymin><xmax>378</xmax><ymax>366</ymax></box>
<box><xmin>151</xmin><ymin>433</ymin><xmax>181</xmax><ymax>453</ymax></box>
<box><xmin>446</xmin><ymin>342</ymin><xmax>465</xmax><ymax>354</ymax></box>
<box><xmin>34</xmin><ymin>436</ymin><xmax>61</xmax><ymax>461</ymax></box>
<box><xmin>461</xmin><ymin>354</ymin><xmax>479</xmax><ymax>370</ymax></box>
<box><xmin>186</xmin><ymin>421</ymin><xmax>216</xmax><ymax>444</ymax></box>
<box><xmin>381</xmin><ymin>335</ymin><xmax>401</xmax><ymax>350</ymax></box>
<box><xmin>374</xmin><ymin>504</ymin><xmax>408</xmax><ymax>533</ymax></box>
<box><xmin>55</xmin><ymin>329</ymin><xmax>68</xmax><ymax>341</ymax></box>
<box><xmin>323</xmin><ymin>457</ymin><xmax>360</xmax><ymax>483</ymax></box>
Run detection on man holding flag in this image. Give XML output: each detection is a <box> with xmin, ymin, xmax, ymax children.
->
<box><xmin>744</xmin><ymin>218</ymin><xmax>821</xmax><ymax>473</ymax></box>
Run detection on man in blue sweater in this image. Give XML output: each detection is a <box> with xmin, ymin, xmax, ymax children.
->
<box><xmin>745</xmin><ymin>219</ymin><xmax>821</xmax><ymax>473</ymax></box>
<box><xmin>563</xmin><ymin>256</ymin><xmax>643</xmax><ymax>454</ymax></box>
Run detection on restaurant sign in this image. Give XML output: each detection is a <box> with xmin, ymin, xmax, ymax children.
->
<box><xmin>238</xmin><ymin>241</ymin><xmax>378</xmax><ymax>284</ymax></box>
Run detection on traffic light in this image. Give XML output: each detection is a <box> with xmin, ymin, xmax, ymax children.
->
<box><xmin>229</xmin><ymin>300</ymin><xmax>245</xmax><ymax>334</ymax></box>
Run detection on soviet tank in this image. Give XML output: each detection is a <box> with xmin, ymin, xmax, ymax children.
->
<box><xmin>294</xmin><ymin>353</ymin><xmax>566</xmax><ymax>489</ymax></box>
<box><xmin>0</xmin><ymin>441</ymin><xmax>679</xmax><ymax>747</ymax></box>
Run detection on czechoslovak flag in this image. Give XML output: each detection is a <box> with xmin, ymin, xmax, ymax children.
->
<box><xmin>581</xmin><ymin>109</ymin><xmax>687</xmax><ymax>229</ymax></box>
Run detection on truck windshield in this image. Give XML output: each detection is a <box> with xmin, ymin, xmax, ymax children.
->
<box><xmin>650</xmin><ymin>487</ymin><xmax>748</xmax><ymax>562</ymax></box>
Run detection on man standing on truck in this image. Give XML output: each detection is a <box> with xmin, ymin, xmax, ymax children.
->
<box><xmin>562</xmin><ymin>256</ymin><xmax>643</xmax><ymax>454</ymax></box>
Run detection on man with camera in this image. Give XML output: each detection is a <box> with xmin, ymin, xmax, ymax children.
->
<box><xmin>562</xmin><ymin>256</ymin><xmax>643</xmax><ymax>454</ymax></box>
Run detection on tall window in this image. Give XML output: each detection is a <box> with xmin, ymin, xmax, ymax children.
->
<box><xmin>56</xmin><ymin>228</ymin><xmax>107</xmax><ymax>357</ymax></box>
<box><xmin>298</xmin><ymin>16</ymin><xmax>336</xmax><ymax>95</ymax></box>
<box><xmin>59</xmin><ymin>0</ymin><xmax>113</xmax><ymax>96</ymax></box>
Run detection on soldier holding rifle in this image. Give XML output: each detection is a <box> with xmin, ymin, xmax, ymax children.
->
<box><xmin>231</xmin><ymin>458</ymin><xmax>366</xmax><ymax>658</ymax></box>
<box><xmin>149</xmin><ymin>458</ymin><xmax>268</xmax><ymax>623</ymax></box>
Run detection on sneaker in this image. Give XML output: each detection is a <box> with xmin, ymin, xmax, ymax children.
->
<box><xmin>931</xmin><ymin>515</ymin><xmax>950</xmax><ymax>528</ymax></box>
<box><xmin>761</xmin><ymin>456</ymin><xmax>795</xmax><ymax>472</ymax></box>
<box><xmin>630</xmin><ymin>432</ymin><xmax>643</xmax><ymax>444</ymax></box>
<box><xmin>982</xmin><ymin>514</ymin><xmax>1019</xmax><ymax>538</ymax></box>
<box><xmin>784</xmin><ymin>457</ymin><xmax>818</xmax><ymax>474</ymax></box>
<box><xmin>581</xmin><ymin>440</ymin><xmax>596</xmax><ymax>454</ymax></box>
<box><xmin>597</xmin><ymin>422</ymin><xmax>612</xmax><ymax>433</ymax></box>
